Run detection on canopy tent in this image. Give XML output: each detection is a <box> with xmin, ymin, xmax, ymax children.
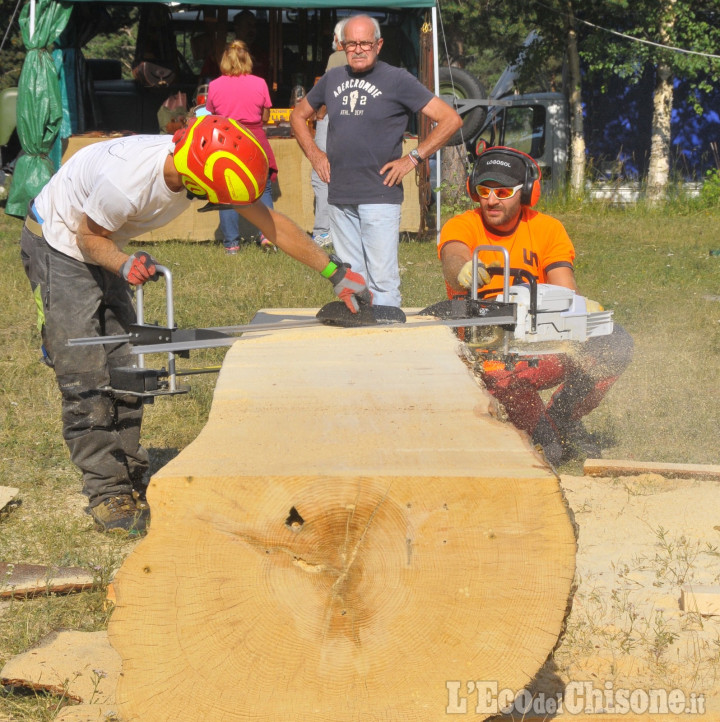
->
<box><xmin>8</xmin><ymin>0</ymin><xmax>442</xmax><ymax>230</ymax></box>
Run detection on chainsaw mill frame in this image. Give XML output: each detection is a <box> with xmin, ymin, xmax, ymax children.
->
<box><xmin>70</xmin><ymin>250</ymin><xmax>605</xmax><ymax>400</ymax></box>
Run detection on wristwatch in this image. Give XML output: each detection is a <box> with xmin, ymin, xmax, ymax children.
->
<box><xmin>409</xmin><ymin>148</ymin><xmax>422</xmax><ymax>164</ymax></box>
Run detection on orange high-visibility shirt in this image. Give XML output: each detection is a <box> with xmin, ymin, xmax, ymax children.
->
<box><xmin>438</xmin><ymin>207</ymin><xmax>575</xmax><ymax>298</ymax></box>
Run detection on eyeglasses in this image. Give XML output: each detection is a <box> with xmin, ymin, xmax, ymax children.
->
<box><xmin>475</xmin><ymin>183</ymin><xmax>523</xmax><ymax>200</ymax></box>
<box><xmin>343</xmin><ymin>40</ymin><xmax>377</xmax><ymax>52</ymax></box>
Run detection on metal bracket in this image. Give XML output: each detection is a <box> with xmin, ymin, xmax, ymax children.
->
<box><xmin>131</xmin><ymin>265</ymin><xmax>190</xmax><ymax>398</ymax></box>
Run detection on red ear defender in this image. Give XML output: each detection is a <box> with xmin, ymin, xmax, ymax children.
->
<box><xmin>466</xmin><ymin>175</ymin><xmax>481</xmax><ymax>203</ymax></box>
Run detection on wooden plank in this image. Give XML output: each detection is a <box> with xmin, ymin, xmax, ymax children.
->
<box><xmin>0</xmin><ymin>563</ymin><xmax>95</xmax><ymax>599</ymax></box>
<box><xmin>584</xmin><ymin>458</ymin><xmax>720</xmax><ymax>480</ymax></box>
<box><xmin>680</xmin><ymin>584</ymin><xmax>720</xmax><ymax>616</ymax></box>
<box><xmin>108</xmin><ymin>314</ymin><xmax>576</xmax><ymax>721</ymax></box>
<box><xmin>0</xmin><ymin>630</ymin><xmax>120</xmax><ymax>704</ymax></box>
<box><xmin>0</xmin><ymin>485</ymin><xmax>18</xmax><ymax>512</ymax></box>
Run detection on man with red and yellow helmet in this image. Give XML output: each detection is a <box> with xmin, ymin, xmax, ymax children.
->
<box><xmin>20</xmin><ymin>114</ymin><xmax>371</xmax><ymax>535</ymax></box>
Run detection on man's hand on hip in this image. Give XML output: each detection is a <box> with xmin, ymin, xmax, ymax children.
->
<box><xmin>379</xmin><ymin>156</ymin><xmax>415</xmax><ymax>187</ymax></box>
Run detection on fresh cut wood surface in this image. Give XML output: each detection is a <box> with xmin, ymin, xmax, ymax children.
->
<box><xmin>109</xmin><ymin>312</ymin><xmax>576</xmax><ymax>721</ymax></box>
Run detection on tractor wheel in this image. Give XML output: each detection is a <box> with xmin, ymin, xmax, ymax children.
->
<box><xmin>439</xmin><ymin>67</ymin><xmax>487</xmax><ymax>146</ymax></box>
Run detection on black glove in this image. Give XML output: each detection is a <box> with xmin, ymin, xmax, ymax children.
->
<box><xmin>326</xmin><ymin>255</ymin><xmax>373</xmax><ymax>313</ymax></box>
<box><xmin>120</xmin><ymin>251</ymin><xmax>159</xmax><ymax>286</ymax></box>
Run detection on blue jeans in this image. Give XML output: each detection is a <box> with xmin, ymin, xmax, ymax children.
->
<box><xmin>219</xmin><ymin>178</ymin><xmax>274</xmax><ymax>247</ymax></box>
<box><xmin>328</xmin><ymin>203</ymin><xmax>402</xmax><ymax>307</ymax></box>
<box><xmin>311</xmin><ymin>116</ymin><xmax>329</xmax><ymax>237</ymax></box>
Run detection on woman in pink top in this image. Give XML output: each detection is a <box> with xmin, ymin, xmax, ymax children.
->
<box><xmin>206</xmin><ymin>40</ymin><xmax>278</xmax><ymax>253</ymax></box>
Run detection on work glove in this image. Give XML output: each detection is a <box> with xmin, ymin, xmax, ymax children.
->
<box><xmin>585</xmin><ymin>298</ymin><xmax>604</xmax><ymax>313</ymax></box>
<box><xmin>457</xmin><ymin>260</ymin><xmax>491</xmax><ymax>289</ymax></box>
<box><xmin>120</xmin><ymin>251</ymin><xmax>159</xmax><ymax>286</ymax></box>
<box><xmin>326</xmin><ymin>256</ymin><xmax>373</xmax><ymax>313</ymax></box>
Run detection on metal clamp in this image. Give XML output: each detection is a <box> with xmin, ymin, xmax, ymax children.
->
<box><xmin>135</xmin><ymin>264</ymin><xmax>177</xmax><ymax>392</ymax></box>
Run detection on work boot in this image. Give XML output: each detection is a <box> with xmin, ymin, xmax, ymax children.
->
<box><xmin>88</xmin><ymin>494</ymin><xmax>150</xmax><ymax>534</ymax></box>
<box><xmin>132</xmin><ymin>481</ymin><xmax>150</xmax><ymax>511</ymax></box>
<box><xmin>556</xmin><ymin>420</ymin><xmax>604</xmax><ymax>461</ymax></box>
<box><xmin>531</xmin><ymin>415</ymin><xmax>563</xmax><ymax>467</ymax></box>
<box><xmin>130</xmin><ymin>474</ymin><xmax>150</xmax><ymax>510</ymax></box>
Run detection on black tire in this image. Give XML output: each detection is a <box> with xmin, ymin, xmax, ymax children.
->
<box><xmin>438</xmin><ymin>67</ymin><xmax>487</xmax><ymax>146</ymax></box>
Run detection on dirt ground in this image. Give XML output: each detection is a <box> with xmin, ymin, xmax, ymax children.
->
<box><xmin>527</xmin><ymin>473</ymin><xmax>720</xmax><ymax>718</ymax></box>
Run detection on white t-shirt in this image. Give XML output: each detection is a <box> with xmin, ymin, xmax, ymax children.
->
<box><xmin>34</xmin><ymin>135</ymin><xmax>190</xmax><ymax>263</ymax></box>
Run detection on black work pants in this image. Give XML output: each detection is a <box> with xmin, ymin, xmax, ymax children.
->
<box><xmin>20</xmin><ymin>223</ymin><xmax>148</xmax><ymax>507</ymax></box>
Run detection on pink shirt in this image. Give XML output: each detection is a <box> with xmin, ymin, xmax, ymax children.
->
<box><xmin>206</xmin><ymin>74</ymin><xmax>271</xmax><ymax>125</ymax></box>
<box><xmin>206</xmin><ymin>73</ymin><xmax>278</xmax><ymax>179</ymax></box>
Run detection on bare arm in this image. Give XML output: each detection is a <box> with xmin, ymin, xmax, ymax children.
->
<box><xmin>380</xmin><ymin>96</ymin><xmax>463</xmax><ymax>187</ymax></box>
<box><xmin>76</xmin><ymin>214</ymin><xmax>131</xmax><ymax>275</ymax></box>
<box><xmin>440</xmin><ymin>241</ymin><xmax>472</xmax><ymax>293</ymax></box>
<box><xmin>261</xmin><ymin>107</ymin><xmax>270</xmax><ymax>124</ymax></box>
<box><xmin>546</xmin><ymin>266</ymin><xmax>578</xmax><ymax>291</ymax></box>
<box><xmin>290</xmin><ymin>98</ymin><xmax>330</xmax><ymax>183</ymax></box>
<box><xmin>236</xmin><ymin>202</ymin><xmax>330</xmax><ymax>271</ymax></box>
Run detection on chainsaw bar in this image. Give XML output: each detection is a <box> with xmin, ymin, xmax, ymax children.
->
<box><xmin>68</xmin><ymin>300</ymin><xmax>517</xmax><ymax>355</ymax></box>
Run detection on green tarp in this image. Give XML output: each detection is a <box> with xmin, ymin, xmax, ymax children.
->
<box><xmin>5</xmin><ymin>0</ymin><xmax>72</xmax><ymax>217</ymax></box>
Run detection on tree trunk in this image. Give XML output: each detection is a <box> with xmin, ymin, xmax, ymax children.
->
<box><xmin>646</xmin><ymin>0</ymin><xmax>677</xmax><ymax>206</ymax></box>
<box><xmin>646</xmin><ymin>64</ymin><xmax>674</xmax><ymax>205</ymax></box>
<box><xmin>108</xmin><ymin>314</ymin><xmax>576</xmax><ymax>721</ymax></box>
<box><xmin>565</xmin><ymin>1</ymin><xmax>586</xmax><ymax>196</ymax></box>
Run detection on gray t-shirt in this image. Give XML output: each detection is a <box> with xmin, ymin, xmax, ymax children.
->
<box><xmin>306</xmin><ymin>61</ymin><xmax>434</xmax><ymax>205</ymax></box>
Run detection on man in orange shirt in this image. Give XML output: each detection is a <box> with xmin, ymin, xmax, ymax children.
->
<box><xmin>439</xmin><ymin>146</ymin><xmax>633</xmax><ymax>465</ymax></box>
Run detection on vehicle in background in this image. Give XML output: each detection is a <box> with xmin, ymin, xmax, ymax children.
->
<box><xmin>440</xmin><ymin>33</ymin><xmax>569</xmax><ymax>196</ymax></box>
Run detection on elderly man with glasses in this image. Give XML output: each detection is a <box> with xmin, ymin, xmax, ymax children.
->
<box><xmin>439</xmin><ymin>145</ymin><xmax>633</xmax><ymax>466</ymax></box>
<box><xmin>291</xmin><ymin>13</ymin><xmax>462</xmax><ymax>307</ymax></box>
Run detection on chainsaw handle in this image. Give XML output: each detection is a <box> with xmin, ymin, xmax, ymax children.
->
<box><xmin>135</xmin><ymin>264</ymin><xmax>177</xmax><ymax>391</ymax></box>
<box><xmin>135</xmin><ymin>264</ymin><xmax>174</xmax><ymax>330</ymax></box>
<box><xmin>471</xmin><ymin>245</ymin><xmax>510</xmax><ymax>302</ymax></box>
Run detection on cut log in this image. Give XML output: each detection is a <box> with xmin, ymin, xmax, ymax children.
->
<box><xmin>0</xmin><ymin>563</ymin><xmax>95</xmax><ymax>599</ymax></box>
<box><xmin>584</xmin><ymin>458</ymin><xmax>720</xmax><ymax>481</ymax></box>
<box><xmin>109</xmin><ymin>312</ymin><xmax>576</xmax><ymax>721</ymax></box>
<box><xmin>54</xmin><ymin>704</ymin><xmax>122</xmax><ymax>721</ymax></box>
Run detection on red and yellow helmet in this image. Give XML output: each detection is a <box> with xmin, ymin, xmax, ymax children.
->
<box><xmin>172</xmin><ymin>115</ymin><xmax>269</xmax><ymax>204</ymax></box>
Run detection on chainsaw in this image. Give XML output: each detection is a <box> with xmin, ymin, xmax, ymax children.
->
<box><xmin>67</xmin><ymin>247</ymin><xmax>611</xmax><ymax>400</ymax></box>
<box><xmin>436</xmin><ymin>245</ymin><xmax>614</xmax><ymax>371</ymax></box>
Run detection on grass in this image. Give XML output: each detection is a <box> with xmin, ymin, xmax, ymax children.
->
<box><xmin>1</xmin><ymin>199</ymin><xmax>719</xmax><ymax>719</ymax></box>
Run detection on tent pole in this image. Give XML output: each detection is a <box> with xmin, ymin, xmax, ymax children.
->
<box><xmin>432</xmin><ymin>4</ymin><xmax>440</xmax><ymax>244</ymax></box>
<box><xmin>30</xmin><ymin>0</ymin><xmax>36</xmax><ymax>39</ymax></box>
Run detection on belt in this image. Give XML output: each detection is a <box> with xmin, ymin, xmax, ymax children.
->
<box><xmin>25</xmin><ymin>203</ymin><xmax>43</xmax><ymax>236</ymax></box>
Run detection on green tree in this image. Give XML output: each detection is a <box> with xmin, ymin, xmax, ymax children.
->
<box><xmin>439</xmin><ymin>0</ymin><xmax>720</xmax><ymax>199</ymax></box>
<box><xmin>0</xmin><ymin>0</ymin><xmax>26</xmax><ymax>90</ymax></box>
<box><xmin>80</xmin><ymin>4</ymin><xmax>138</xmax><ymax>78</ymax></box>
<box><xmin>437</xmin><ymin>0</ymin><xmax>537</xmax><ymax>89</ymax></box>
<box><xmin>579</xmin><ymin>0</ymin><xmax>720</xmax><ymax>202</ymax></box>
